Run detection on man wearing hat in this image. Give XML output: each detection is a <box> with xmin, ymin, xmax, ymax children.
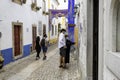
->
<box><xmin>58</xmin><ymin>29</ymin><xmax>66</xmax><ymax>68</ymax></box>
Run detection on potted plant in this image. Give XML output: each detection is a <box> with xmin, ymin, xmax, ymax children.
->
<box><xmin>31</xmin><ymin>3</ymin><xmax>36</xmax><ymax>9</ymax></box>
<box><xmin>45</xmin><ymin>12</ymin><xmax>49</xmax><ymax>15</ymax></box>
<box><xmin>43</xmin><ymin>11</ymin><xmax>46</xmax><ymax>14</ymax></box>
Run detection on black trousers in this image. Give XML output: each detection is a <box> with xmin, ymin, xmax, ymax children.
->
<box><xmin>36</xmin><ymin>51</ymin><xmax>40</xmax><ymax>57</ymax></box>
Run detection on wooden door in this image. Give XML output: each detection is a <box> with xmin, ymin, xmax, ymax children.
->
<box><xmin>32</xmin><ymin>26</ymin><xmax>37</xmax><ymax>50</ymax></box>
<box><xmin>14</xmin><ymin>25</ymin><xmax>21</xmax><ymax>56</ymax></box>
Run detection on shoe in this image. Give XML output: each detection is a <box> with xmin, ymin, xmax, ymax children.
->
<box><xmin>45</xmin><ymin>56</ymin><xmax>47</xmax><ymax>59</ymax></box>
<box><xmin>36</xmin><ymin>57</ymin><xmax>38</xmax><ymax>60</ymax></box>
<box><xmin>36</xmin><ymin>57</ymin><xmax>40</xmax><ymax>60</ymax></box>
<box><xmin>62</xmin><ymin>65</ymin><xmax>67</xmax><ymax>69</ymax></box>
<box><xmin>38</xmin><ymin>56</ymin><xmax>40</xmax><ymax>59</ymax></box>
<box><xmin>62</xmin><ymin>66</ymin><xmax>67</xmax><ymax>69</ymax></box>
<box><xmin>43</xmin><ymin>56</ymin><xmax>47</xmax><ymax>60</ymax></box>
<box><xmin>59</xmin><ymin>65</ymin><xmax>63</xmax><ymax>68</ymax></box>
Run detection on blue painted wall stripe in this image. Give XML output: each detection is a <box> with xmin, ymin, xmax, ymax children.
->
<box><xmin>1</xmin><ymin>44</ymin><xmax>32</xmax><ymax>65</ymax></box>
<box><xmin>1</xmin><ymin>48</ymin><xmax>13</xmax><ymax>65</ymax></box>
<box><xmin>68</xmin><ymin>0</ymin><xmax>75</xmax><ymax>42</ymax></box>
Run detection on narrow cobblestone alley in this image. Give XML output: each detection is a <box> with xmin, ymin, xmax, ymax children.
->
<box><xmin>0</xmin><ymin>45</ymin><xmax>81</xmax><ymax>80</ymax></box>
<box><xmin>26</xmin><ymin>49</ymin><xmax>80</xmax><ymax>80</ymax></box>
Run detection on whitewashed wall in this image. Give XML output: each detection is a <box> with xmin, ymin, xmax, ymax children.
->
<box><xmin>0</xmin><ymin>0</ymin><xmax>48</xmax><ymax>50</ymax></box>
<box><xmin>77</xmin><ymin>0</ymin><xmax>88</xmax><ymax>80</ymax></box>
<box><xmin>77</xmin><ymin>0</ymin><xmax>120</xmax><ymax>80</ymax></box>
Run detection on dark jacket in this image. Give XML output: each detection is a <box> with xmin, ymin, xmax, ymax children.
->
<box><xmin>35</xmin><ymin>36</ymin><xmax>41</xmax><ymax>53</ymax></box>
<box><xmin>65</xmin><ymin>39</ymin><xmax>75</xmax><ymax>63</ymax></box>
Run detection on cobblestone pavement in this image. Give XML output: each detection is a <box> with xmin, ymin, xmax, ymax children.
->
<box><xmin>0</xmin><ymin>44</ymin><xmax>81</xmax><ymax>80</ymax></box>
<box><xmin>26</xmin><ymin>49</ymin><xmax>80</xmax><ymax>80</ymax></box>
<box><xmin>0</xmin><ymin>44</ymin><xmax>57</xmax><ymax>80</ymax></box>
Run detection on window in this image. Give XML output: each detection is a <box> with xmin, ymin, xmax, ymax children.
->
<box><xmin>31</xmin><ymin>0</ymin><xmax>37</xmax><ymax>3</ymax></box>
<box><xmin>55</xmin><ymin>25</ymin><xmax>57</xmax><ymax>35</ymax></box>
<box><xmin>116</xmin><ymin>3</ymin><xmax>120</xmax><ymax>51</ymax></box>
<box><xmin>38</xmin><ymin>21</ymin><xmax>42</xmax><ymax>35</ymax></box>
<box><xmin>52</xmin><ymin>4</ymin><xmax>54</xmax><ymax>9</ymax></box>
<box><xmin>12</xmin><ymin>0</ymin><xmax>27</xmax><ymax>5</ymax></box>
<box><xmin>52</xmin><ymin>25</ymin><xmax>54</xmax><ymax>36</ymax></box>
<box><xmin>58</xmin><ymin>23</ymin><xmax>61</xmax><ymax>33</ymax></box>
<box><xmin>64</xmin><ymin>0</ymin><xmax>66</xmax><ymax>2</ymax></box>
<box><xmin>42</xmin><ymin>0</ymin><xmax>46</xmax><ymax>14</ymax></box>
<box><xmin>43</xmin><ymin>24</ymin><xmax>46</xmax><ymax>35</ymax></box>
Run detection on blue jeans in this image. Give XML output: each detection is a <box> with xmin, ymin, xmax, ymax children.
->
<box><xmin>42</xmin><ymin>46</ymin><xmax>47</xmax><ymax>53</ymax></box>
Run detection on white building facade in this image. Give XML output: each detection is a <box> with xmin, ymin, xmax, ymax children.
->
<box><xmin>75</xmin><ymin>0</ymin><xmax>120</xmax><ymax>80</ymax></box>
<box><xmin>0</xmin><ymin>0</ymin><xmax>49</xmax><ymax>65</ymax></box>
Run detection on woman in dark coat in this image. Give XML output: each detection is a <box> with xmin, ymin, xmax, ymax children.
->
<box><xmin>65</xmin><ymin>35</ymin><xmax>75</xmax><ymax>64</ymax></box>
<box><xmin>35</xmin><ymin>36</ymin><xmax>41</xmax><ymax>60</ymax></box>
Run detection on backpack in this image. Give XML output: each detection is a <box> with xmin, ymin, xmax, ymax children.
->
<box><xmin>41</xmin><ymin>38</ymin><xmax>45</xmax><ymax>47</ymax></box>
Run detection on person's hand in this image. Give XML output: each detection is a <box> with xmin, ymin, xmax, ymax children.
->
<box><xmin>64</xmin><ymin>46</ymin><xmax>67</xmax><ymax>48</ymax></box>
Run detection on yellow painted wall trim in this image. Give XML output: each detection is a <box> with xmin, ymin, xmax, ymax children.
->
<box><xmin>48</xmin><ymin>0</ymin><xmax>50</xmax><ymax>8</ymax></box>
<box><xmin>49</xmin><ymin>38</ymin><xmax>58</xmax><ymax>44</ymax></box>
<box><xmin>74</xmin><ymin>27</ymin><xmax>79</xmax><ymax>46</ymax></box>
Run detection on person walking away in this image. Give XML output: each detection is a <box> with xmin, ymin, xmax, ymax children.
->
<box><xmin>58</xmin><ymin>29</ymin><xmax>66</xmax><ymax>68</ymax></box>
<box><xmin>41</xmin><ymin>34</ymin><xmax>48</xmax><ymax>60</ymax></box>
<box><xmin>65</xmin><ymin>35</ymin><xmax>75</xmax><ymax>66</ymax></box>
<box><xmin>35</xmin><ymin>36</ymin><xmax>41</xmax><ymax>60</ymax></box>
